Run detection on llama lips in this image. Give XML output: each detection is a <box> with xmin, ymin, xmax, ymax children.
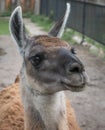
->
<box><xmin>61</xmin><ymin>76</ymin><xmax>86</xmax><ymax>92</ymax></box>
<box><xmin>63</xmin><ymin>82</ymin><xmax>85</xmax><ymax>92</ymax></box>
<box><xmin>61</xmin><ymin>81</ymin><xmax>85</xmax><ymax>88</ymax></box>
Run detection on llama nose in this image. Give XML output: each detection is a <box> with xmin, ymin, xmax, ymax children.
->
<box><xmin>67</xmin><ymin>63</ymin><xmax>83</xmax><ymax>73</ymax></box>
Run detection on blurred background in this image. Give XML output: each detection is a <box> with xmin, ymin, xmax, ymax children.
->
<box><xmin>0</xmin><ymin>0</ymin><xmax>105</xmax><ymax>130</ymax></box>
<box><xmin>1</xmin><ymin>0</ymin><xmax>105</xmax><ymax>46</ymax></box>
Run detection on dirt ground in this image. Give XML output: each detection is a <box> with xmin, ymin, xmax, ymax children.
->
<box><xmin>67</xmin><ymin>45</ymin><xmax>105</xmax><ymax>130</ymax></box>
<box><xmin>0</xmin><ymin>20</ymin><xmax>105</xmax><ymax>130</ymax></box>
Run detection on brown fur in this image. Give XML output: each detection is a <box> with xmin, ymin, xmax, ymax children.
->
<box><xmin>34</xmin><ymin>35</ymin><xmax>69</xmax><ymax>48</ymax></box>
<box><xmin>0</xmin><ymin>78</ymin><xmax>80</xmax><ymax>130</ymax></box>
<box><xmin>66</xmin><ymin>100</ymin><xmax>81</xmax><ymax>130</ymax></box>
<box><xmin>0</xmin><ymin>82</ymin><xmax>24</xmax><ymax>130</ymax></box>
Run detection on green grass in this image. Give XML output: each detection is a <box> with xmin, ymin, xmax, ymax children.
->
<box><xmin>31</xmin><ymin>15</ymin><xmax>53</xmax><ymax>32</ymax></box>
<box><xmin>62</xmin><ymin>28</ymin><xmax>82</xmax><ymax>44</ymax></box>
<box><xmin>85</xmin><ymin>36</ymin><xmax>105</xmax><ymax>52</ymax></box>
<box><xmin>23</xmin><ymin>12</ymin><xmax>33</xmax><ymax>18</ymax></box>
<box><xmin>0</xmin><ymin>18</ymin><xmax>10</xmax><ymax>35</ymax></box>
<box><xmin>0</xmin><ymin>11</ymin><xmax>11</xmax><ymax>17</ymax></box>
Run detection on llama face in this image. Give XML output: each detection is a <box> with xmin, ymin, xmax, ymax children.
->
<box><xmin>9</xmin><ymin>6</ymin><xmax>87</xmax><ymax>94</ymax></box>
<box><xmin>23</xmin><ymin>35</ymin><xmax>87</xmax><ymax>94</ymax></box>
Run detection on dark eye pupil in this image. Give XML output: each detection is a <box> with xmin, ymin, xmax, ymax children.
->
<box><xmin>30</xmin><ymin>53</ymin><xmax>44</xmax><ymax>68</ymax></box>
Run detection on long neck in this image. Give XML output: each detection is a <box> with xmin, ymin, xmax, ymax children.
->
<box><xmin>22</xmin><ymin>88</ymin><xmax>69</xmax><ymax>130</ymax></box>
<box><xmin>20</xmin><ymin>67</ymin><xmax>69</xmax><ymax>130</ymax></box>
<box><xmin>20</xmin><ymin>65</ymin><xmax>68</xmax><ymax>130</ymax></box>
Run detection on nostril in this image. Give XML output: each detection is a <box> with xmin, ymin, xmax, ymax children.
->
<box><xmin>82</xmin><ymin>82</ymin><xmax>86</xmax><ymax>85</ymax></box>
<box><xmin>68</xmin><ymin>63</ymin><xmax>81</xmax><ymax>73</ymax></box>
<box><xmin>70</xmin><ymin>66</ymin><xmax>80</xmax><ymax>73</ymax></box>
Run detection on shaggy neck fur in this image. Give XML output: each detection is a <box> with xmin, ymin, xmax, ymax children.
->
<box><xmin>20</xmin><ymin>65</ymin><xmax>69</xmax><ymax>130</ymax></box>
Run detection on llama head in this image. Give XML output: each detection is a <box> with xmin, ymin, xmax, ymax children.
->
<box><xmin>9</xmin><ymin>4</ymin><xmax>87</xmax><ymax>94</ymax></box>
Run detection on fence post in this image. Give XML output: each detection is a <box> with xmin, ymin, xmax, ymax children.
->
<box><xmin>34</xmin><ymin>0</ymin><xmax>40</xmax><ymax>15</ymax></box>
<box><xmin>80</xmin><ymin>0</ymin><xmax>86</xmax><ymax>44</ymax></box>
<box><xmin>0</xmin><ymin>0</ymin><xmax>5</xmax><ymax>12</ymax></box>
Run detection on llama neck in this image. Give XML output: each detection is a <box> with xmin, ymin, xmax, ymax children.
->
<box><xmin>37</xmin><ymin>92</ymin><xmax>69</xmax><ymax>130</ymax></box>
<box><xmin>23</xmin><ymin>89</ymin><xmax>69</xmax><ymax>130</ymax></box>
<box><xmin>20</xmin><ymin>67</ymin><xmax>69</xmax><ymax>130</ymax></box>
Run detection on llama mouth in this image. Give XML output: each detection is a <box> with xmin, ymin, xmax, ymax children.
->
<box><xmin>63</xmin><ymin>83</ymin><xmax>85</xmax><ymax>92</ymax></box>
<box><xmin>61</xmin><ymin>79</ymin><xmax>85</xmax><ymax>92</ymax></box>
<box><xmin>62</xmin><ymin>72</ymin><xmax>88</xmax><ymax>92</ymax></box>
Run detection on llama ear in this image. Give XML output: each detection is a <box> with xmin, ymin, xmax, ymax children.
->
<box><xmin>9</xmin><ymin>6</ymin><xmax>26</xmax><ymax>55</ymax></box>
<box><xmin>48</xmin><ymin>3</ymin><xmax>71</xmax><ymax>38</ymax></box>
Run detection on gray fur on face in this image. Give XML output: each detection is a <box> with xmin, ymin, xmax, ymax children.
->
<box><xmin>9</xmin><ymin>6</ymin><xmax>87</xmax><ymax>94</ymax></box>
<box><xmin>21</xmin><ymin>35</ymin><xmax>87</xmax><ymax>94</ymax></box>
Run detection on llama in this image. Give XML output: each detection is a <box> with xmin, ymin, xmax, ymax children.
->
<box><xmin>0</xmin><ymin>4</ymin><xmax>87</xmax><ymax>130</ymax></box>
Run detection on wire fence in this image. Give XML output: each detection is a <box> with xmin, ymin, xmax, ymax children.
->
<box><xmin>40</xmin><ymin>0</ymin><xmax>105</xmax><ymax>45</ymax></box>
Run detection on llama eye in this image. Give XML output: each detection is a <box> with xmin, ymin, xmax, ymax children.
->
<box><xmin>29</xmin><ymin>53</ymin><xmax>45</xmax><ymax>68</ymax></box>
